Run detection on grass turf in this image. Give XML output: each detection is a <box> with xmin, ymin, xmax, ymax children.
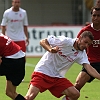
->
<box><xmin>0</xmin><ymin>57</ymin><xmax>100</xmax><ymax>100</ymax></box>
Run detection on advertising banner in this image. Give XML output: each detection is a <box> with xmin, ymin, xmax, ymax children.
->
<box><xmin>26</xmin><ymin>26</ymin><xmax>82</xmax><ymax>56</ymax></box>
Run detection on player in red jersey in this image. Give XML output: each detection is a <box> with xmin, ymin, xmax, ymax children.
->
<box><xmin>0</xmin><ymin>33</ymin><xmax>26</xmax><ymax>100</ymax></box>
<box><xmin>74</xmin><ymin>6</ymin><xmax>100</xmax><ymax>92</ymax></box>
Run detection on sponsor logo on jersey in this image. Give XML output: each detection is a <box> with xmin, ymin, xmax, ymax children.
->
<box><xmin>92</xmin><ymin>39</ymin><xmax>100</xmax><ymax>47</ymax></box>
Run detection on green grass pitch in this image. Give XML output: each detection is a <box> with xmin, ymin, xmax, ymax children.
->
<box><xmin>0</xmin><ymin>57</ymin><xmax>100</xmax><ymax>100</ymax></box>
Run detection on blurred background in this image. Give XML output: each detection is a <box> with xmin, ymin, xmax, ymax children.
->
<box><xmin>0</xmin><ymin>0</ymin><xmax>97</xmax><ymax>56</ymax></box>
<box><xmin>0</xmin><ymin>0</ymin><xmax>97</xmax><ymax>25</ymax></box>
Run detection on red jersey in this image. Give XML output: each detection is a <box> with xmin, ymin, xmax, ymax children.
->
<box><xmin>77</xmin><ymin>24</ymin><xmax>100</xmax><ymax>63</ymax></box>
<box><xmin>0</xmin><ymin>33</ymin><xmax>21</xmax><ymax>57</ymax></box>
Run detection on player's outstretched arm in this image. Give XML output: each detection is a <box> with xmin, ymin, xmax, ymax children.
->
<box><xmin>83</xmin><ymin>63</ymin><xmax>100</xmax><ymax>80</ymax></box>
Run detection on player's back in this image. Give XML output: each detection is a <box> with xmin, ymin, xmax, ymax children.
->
<box><xmin>0</xmin><ymin>33</ymin><xmax>21</xmax><ymax>57</ymax></box>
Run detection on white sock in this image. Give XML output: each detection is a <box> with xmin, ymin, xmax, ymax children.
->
<box><xmin>62</xmin><ymin>96</ymin><xmax>70</xmax><ymax>100</ymax></box>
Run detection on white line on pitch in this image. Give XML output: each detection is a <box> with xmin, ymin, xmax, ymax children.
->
<box><xmin>26</xmin><ymin>63</ymin><xmax>36</xmax><ymax>67</ymax></box>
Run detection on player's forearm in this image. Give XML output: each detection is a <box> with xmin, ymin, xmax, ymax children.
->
<box><xmin>1</xmin><ymin>26</ymin><xmax>6</xmax><ymax>35</ymax></box>
<box><xmin>24</xmin><ymin>26</ymin><xmax>29</xmax><ymax>39</ymax></box>
<box><xmin>40</xmin><ymin>39</ymin><xmax>59</xmax><ymax>53</ymax></box>
<box><xmin>84</xmin><ymin>64</ymin><xmax>100</xmax><ymax>80</ymax></box>
<box><xmin>24</xmin><ymin>26</ymin><xmax>29</xmax><ymax>45</ymax></box>
<box><xmin>40</xmin><ymin>39</ymin><xmax>52</xmax><ymax>52</ymax></box>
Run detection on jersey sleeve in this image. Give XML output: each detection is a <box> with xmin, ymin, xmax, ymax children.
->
<box><xmin>1</xmin><ymin>11</ymin><xmax>8</xmax><ymax>26</ymax></box>
<box><xmin>76</xmin><ymin>50</ymin><xmax>90</xmax><ymax>65</ymax></box>
<box><xmin>77</xmin><ymin>25</ymin><xmax>90</xmax><ymax>38</ymax></box>
<box><xmin>47</xmin><ymin>35</ymin><xmax>68</xmax><ymax>47</ymax></box>
<box><xmin>23</xmin><ymin>11</ymin><xmax>28</xmax><ymax>26</ymax></box>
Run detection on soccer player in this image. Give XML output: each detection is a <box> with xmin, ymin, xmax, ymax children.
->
<box><xmin>74</xmin><ymin>6</ymin><xmax>100</xmax><ymax>96</ymax></box>
<box><xmin>0</xmin><ymin>33</ymin><xmax>26</xmax><ymax>100</ymax></box>
<box><xmin>25</xmin><ymin>31</ymin><xmax>100</xmax><ymax>100</ymax></box>
<box><xmin>1</xmin><ymin>0</ymin><xmax>29</xmax><ymax>53</ymax></box>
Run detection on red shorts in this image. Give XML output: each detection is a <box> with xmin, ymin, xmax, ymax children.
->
<box><xmin>14</xmin><ymin>41</ymin><xmax>26</xmax><ymax>52</ymax></box>
<box><xmin>30</xmin><ymin>72</ymin><xmax>73</xmax><ymax>98</ymax></box>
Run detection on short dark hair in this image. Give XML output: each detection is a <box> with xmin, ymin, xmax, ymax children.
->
<box><xmin>80</xmin><ymin>31</ymin><xmax>94</xmax><ymax>41</ymax></box>
<box><xmin>91</xmin><ymin>6</ymin><xmax>100</xmax><ymax>14</ymax></box>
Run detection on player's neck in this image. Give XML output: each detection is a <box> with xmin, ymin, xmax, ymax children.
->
<box><xmin>73</xmin><ymin>39</ymin><xmax>78</xmax><ymax>50</ymax></box>
<box><xmin>12</xmin><ymin>7</ymin><xmax>19</xmax><ymax>12</ymax></box>
<box><xmin>93</xmin><ymin>24</ymin><xmax>100</xmax><ymax>30</ymax></box>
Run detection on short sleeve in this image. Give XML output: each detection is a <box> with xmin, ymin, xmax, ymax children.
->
<box><xmin>1</xmin><ymin>11</ymin><xmax>8</xmax><ymax>26</ymax></box>
<box><xmin>23</xmin><ymin>11</ymin><xmax>28</xmax><ymax>26</ymax></box>
<box><xmin>47</xmin><ymin>35</ymin><xmax>56</xmax><ymax>44</ymax></box>
<box><xmin>76</xmin><ymin>50</ymin><xmax>90</xmax><ymax>65</ymax></box>
<box><xmin>47</xmin><ymin>35</ymin><xmax>65</xmax><ymax>47</ymax></box>
<box><xmin>47</xmin><ymin>35</ymin><xmax>73</xmax><ymax>48</ymax></box>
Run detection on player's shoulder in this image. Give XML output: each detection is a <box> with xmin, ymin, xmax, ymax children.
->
<box><xmin>82</xmin><ymin>24</ymin><xmax>92</xmax><ymax>31</ymax></box>
<box><xmin>57</xmin><ymin>35</ymin><xmax>69</xmax><ymax>41</ymax></box>
<box><xmin>59</xmin><ymin>35</ymin><xmax>74</xmax><ymax>45</ymax></box>
<box><xmin>19</xmin><ymin>8</ymin><xmax>26</xmax><ymax>13</ymax></box>
<box><xmin>4</xmin><ymin>7</ymin><xmax>12</xmax><ymax>14</ymax></box>
<box><xmin>84</xmin><ymin>24</ymin><xmax>91</xmax><ymax>29</ymax></box>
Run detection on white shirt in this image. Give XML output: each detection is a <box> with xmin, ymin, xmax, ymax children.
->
<box><xmin>1</xmin><ymin>7</ymin><xmax>28</xmax><ymax>41</ymax></box>
<box><xmin>34</xmin><ymin>35</ymin><xmax>90</xmax><ymax>78</ymax></box>
<box><xmin>6</xmin><ymin>50</ymin><xmax>25</xmax><ymax>59</ymax></box>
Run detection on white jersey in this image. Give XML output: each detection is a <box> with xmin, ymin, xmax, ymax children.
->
<box><xmin>1</xmin><ymin>7</ymin><xmax>28</xmax><ymax>41</ymax></box>
<box><xmin>34</xmin><ymin>35</ymin><xmax>90</xmax><ymax>78</ymax></box>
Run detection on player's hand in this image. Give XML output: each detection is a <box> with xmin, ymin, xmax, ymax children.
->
<box><xmin>26</xmin><ymin>38</ymin><xmax>29</xmax><ymax>46</ymax></box>
<box><xmin>49</xmin><ymin>46</ymin><xmax>60</xmax><ymax>53</ymax></box>
<box><xmin>0</xmin><ymin>58</ymin><xmax>2</xmax><ymax>65</ymax></box>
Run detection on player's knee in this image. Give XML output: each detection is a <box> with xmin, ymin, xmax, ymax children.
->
<box><xmin>74</xmin><ymin>82</ymin><xmax>81</xmax><ymax>91</ymax></box>
<box><xmin>5</xmin><ymin>90</ymin><xmax>12</xmax><ymax>98</ymax></box>
<box><xmin>25</xmin><ymin>91</ymin><xmax>39</xmax><ymax>100</ymax></box>
<box><xmin>71</xmin><ymin>90</ymin><xmax>80</xmax><ymax>99</ymax></box>
<box><xmin>25</xmin><ymin>94</ymin><xmax>36</xmax><ymax>100</ymax></box>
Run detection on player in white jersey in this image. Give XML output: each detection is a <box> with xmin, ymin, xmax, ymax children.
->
<box><xmin>25</xmin><ymin>31</ymin><xmax>100</xmax><ymax>100</ymax></box>
<box><xmin>1</xmin><ymin>0</ymin><xmax>29</xmax><ymax>52</ymax></box>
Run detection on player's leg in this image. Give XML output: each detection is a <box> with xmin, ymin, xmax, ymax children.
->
<box><xmin>25</xmin><ymin>72</ymin><xmax>49</xmax><ymax>100</ymax></box>
<box><xmin>25</xmin><ymin>72</ymin><xmax>48</xmax><ymax>100</ymax></box>
<box><xmin>25</xmin><ymin>84</ymin><xmax>40</xmax><ymax>100</ymax></box>
<box><xmin>49</xmin><ymin>78</ymin><xmax>80</xmax><ymax>100</ymax></box>
<box><xmin>14</xmin><ymin>41</ymin><xmax>26</xmax><ymax>82</ymax></box>
<box><xmin>62</xmin><ymin>86</ymin><xmax>80</xmax><ymax>100</ymax></box>
<box><xmin>5</xmin><ymin>57</ymin><xmax>25</xmax><ymax>99</ymax></box>
<box><xmin>6</xmin><ymin>80</ymin><xmax>17</xmax><ymax>99</ymax></box>
<box><xmin>6</xmin><ymin>80</ymin><xmax>25</xmax><ymax>100</ymax></box>
<box><xmin>74</xmin><ymin>71</ymin><xmax>90</xmax><ymax>91</ymax></box>
<box><xmin>62</xmin><ymin>96</ymin><xmax>70</xmax><ymax>100</ymax></box>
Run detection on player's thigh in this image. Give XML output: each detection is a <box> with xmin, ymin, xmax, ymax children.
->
<box><xmin>6</xmin><ymin>57</ymin><xmax>25</xmax><ymax>86</ymax></box>
<box><xmin>49</xmin><ymin>78</ymin><xmax>73</xmax><ymax>98</ymax></box>
<box><xmin>75</xmin><ymin>71</ymin><xmax>90</xmax><ymax>84</ymax></box>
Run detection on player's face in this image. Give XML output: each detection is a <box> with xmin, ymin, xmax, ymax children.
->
<box><xmin>96</xmin><ymin>0</ymin><xmax>100</xmax><ymax>7</ymax></box>
<box><xmin>91</xmin><ymin>9</ymin><xmax>100</xmax><ymax>25</ymax></box>
<box><xmin>77</xmin><ymin>37</ymin><xmax>93</xmax><ymax>51</ymax></box>
<box><xmin>12</xmin><ymin>0</ymin><xmax>20</xmax><ymax>9</ymax></box>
